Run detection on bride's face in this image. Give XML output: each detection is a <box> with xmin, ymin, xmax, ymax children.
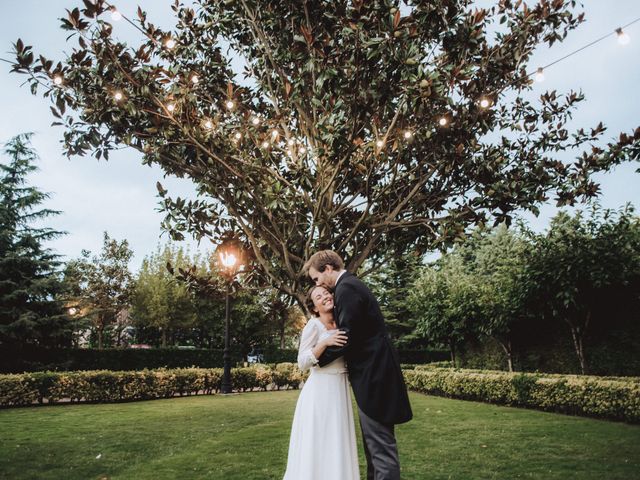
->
<box><xmin>311</xmin><ymin>286</ymin><xmax>334</xmax><ymax>314</ymax></box>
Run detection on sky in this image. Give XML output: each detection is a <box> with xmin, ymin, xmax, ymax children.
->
<box><xmin>0</xmin><ymin>1</ymin><xmax>638</xmax><ymax>272</ymax></box>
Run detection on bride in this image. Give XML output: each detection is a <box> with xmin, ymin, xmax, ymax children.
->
<box><xmin>283</xmin><ymin>285</ymin><xmax>360</xmax><ymax>480</ymax></box>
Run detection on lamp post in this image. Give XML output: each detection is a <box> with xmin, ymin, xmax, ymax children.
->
<box><xmin>216</xmin><ymin>237</ymin><xmax>245</xmax><ymax>394</ymax></box>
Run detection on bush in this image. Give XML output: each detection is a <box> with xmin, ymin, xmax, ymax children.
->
<box><xmin>0</xmin><ymin>363</ymin><xmax>309</xmax><ymax>408</ymax></box>
<box><xmin>403</xmin><ymin>367</ymin><xmax>640</xmax><ymax>423</ymax></box>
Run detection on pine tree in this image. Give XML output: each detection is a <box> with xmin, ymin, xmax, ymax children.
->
<box><xmin>0</xmin><ymin>134</ymin><xmax>68</xmax><ymax>346</ymax></box>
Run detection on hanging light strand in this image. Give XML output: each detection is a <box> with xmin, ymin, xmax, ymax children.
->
<box><xmin>84</xmin><ymin>5</ymin><xmax>640</xmax><ymax>144</ymax></box>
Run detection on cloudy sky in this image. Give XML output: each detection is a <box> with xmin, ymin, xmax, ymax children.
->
<box><xmin>0</xmin><ymin>1</ymin><xmax>638</xmax><ymax>271</ymax></box>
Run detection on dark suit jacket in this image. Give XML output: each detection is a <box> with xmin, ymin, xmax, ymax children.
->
<box><xmin>318</xmin><ymin>272</ymin><xmax>413</xmax><ymax>425</ymax></box>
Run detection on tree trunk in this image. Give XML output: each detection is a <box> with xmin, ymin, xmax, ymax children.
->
<box><xmin>279</xmin><ymin>315</ymin><xmax>286</xmax><ymax>349</ymax></box>
<box><xmin>449</xmin><ymin>340</ymin><xmax>457</xmax><ymax>367</ymax></box>
<box><xmin>497</xmin><ymin>337</ymin><xmax>514</xmax><ymax>372</ymax></box>
<box><xmin>568</xmin><ymin>313</ymin><xmax>589</xmax><ymax>375</ymax></box>
<box><xmin>161</xmin><ymin>328</ymin><xmax>167</xmax><ymax>348</ymax></box>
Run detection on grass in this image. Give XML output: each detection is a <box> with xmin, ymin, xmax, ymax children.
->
<box><xmin>1</xmin><ymin>391</ymin><xmax>639</xmax><ymax>480</ymax></box>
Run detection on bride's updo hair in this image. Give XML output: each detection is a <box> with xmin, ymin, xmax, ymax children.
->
<box><xmin>305</xmin><ymin>285</ymin><xmax>329</xmax><ymax>316</ymax></box>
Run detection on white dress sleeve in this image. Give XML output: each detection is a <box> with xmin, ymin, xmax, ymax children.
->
<box><xmin>297</xmin><ymin>318</ymin><xmax>320</xmax><ymax>371</ymax></box>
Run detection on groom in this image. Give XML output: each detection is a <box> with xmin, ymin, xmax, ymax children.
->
<box><xmin>305</xmin><ymin>250</ymin><xmax>412</xmax><ymax>480</ymax></box>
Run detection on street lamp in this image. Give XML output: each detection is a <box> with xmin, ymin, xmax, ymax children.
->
<box><xmin>216</xmin><ymin>235</ymin><xmax>245</xmax><ymax>394</ymax></box>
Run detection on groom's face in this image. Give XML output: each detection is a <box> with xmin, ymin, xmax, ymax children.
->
<box><xmin>308</xmin><ymin>265</ymin><xmax>335</xmax><ymax>289</ymax></box>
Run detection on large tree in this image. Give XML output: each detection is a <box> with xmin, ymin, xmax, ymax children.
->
<box><xmin>0</xmin><ymin>134</ymin><xmax>69</xmax><ymax>346</ymax></box>
<box><xmin>11</xmin><ymin>0</ymin><xmax>640</xmax><ymax>304</ymax></box>
<box><xmin>524</xmin><ymin>205</ymin><xmax>640</xmax><ymax>374</ymax></box>
<box><xmin>464</xmin><ymin>224</ymin><xmax>530</xmax><ymax>371</ymax></box>
<box><xmin>131</xmin><ymin>243</ymin><xmax>198</xmax><ymax>346</ymax></box>
<box><xmin>64</xmin><ymin>232</ymin><xmax>135</xmax><ymax>348</ymax></box>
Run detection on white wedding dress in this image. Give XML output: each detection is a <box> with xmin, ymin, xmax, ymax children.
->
<box><xmin>283</xmin><ymin>317</ymin><xmax>360</xmax><ymax>480</ymax></box>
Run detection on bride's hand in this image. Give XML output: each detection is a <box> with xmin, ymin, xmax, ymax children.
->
<box><xmin>324</xmin><ymin>330</ymin><xmax>348</xmax><ymax>347</ymax></box>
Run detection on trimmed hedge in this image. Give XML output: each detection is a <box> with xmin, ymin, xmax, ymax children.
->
<box><xmin>0</xmin><ymin>346</ymin><xmax>444</xmax><ymax>373</ymax></box>
<box><xmin>403</xmin><ymin>366</ymin><xmax>640</xmax><ymax>423</ymax></box>
<box><xmin>0</xmin><ymin>363</ymin><xmax>307</xmax><ymax>407</ymax></box>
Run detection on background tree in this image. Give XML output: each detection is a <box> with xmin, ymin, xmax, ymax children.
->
<box><xmin>465</xmin><ymin>224</ymin><xmax>530</xmax><ymax>371</ymax></box>
<box><xmin>131</xmin><ymin>243</ymin><xmax>197</xmax><ymax>346</ymax></box>
<box><xmin>368</xmin><ymin>249</ymin><xmax>424</xmax><ymax>348</ymax></box>
<box><xmin>64</xmin><ymin>232</ymin><xmax>134</xmax><ymax>348</ymax></box>
<box><xmin>11</xmin><ymin>1</ymin><xmax>640</xmax><ymax>305</ymax></box>
<box><xmin>409</xmin><ymin>254</ymin><xmax>479</xmax><ymax>365</ymax></box>
<box><xmin>0</xmin><ymin>134</ymin><xmax>69</xmax><ymax>347</ymax></box>
<box><xmin>524</xmin><ymin>205</ymin><xmax>640</xmax><ymax>374</ymax></box>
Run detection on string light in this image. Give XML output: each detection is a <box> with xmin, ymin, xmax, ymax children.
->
<box><xmin>376</xmin><ymin>139</ymin><xmax>385</xmax><ymax>148</ymax></box>
<box><xmin>287</xmin><ymin>139</ymin><xmax>295</xmax><ymax>146</ymax></box>
<box><xmin>299</xmin><ymin>146</ymin><xmax>306</xmax><ymax>154</ymax></box>
<box><xmin>479</xmin><ymin>97</ymin><xmax>491</xmax><ymax>109</ymax></box>
<box><xmin>165</xmin><ymin>38</ymin><xmax>176</xmax><ymax>49</ymax></box>
<box><xmin>53</xmin><ymin>75</ymin><xmax>63</xmax><ymax>86</ymax></box>
<box><xmin>286</xmin><ymin>150</ymin><xmax>293</xmax><ymax>156</ymax></box>
<box><xmin>167</xmin><ymin>103</ymin><xmax>176</xmax><ymax>112</ymax></box>
<box><xmin>261</xmin><ymin>141</ymin><xmax>270</xmax><ymax>149</ymax></box>
<box><xmin>204</xmin><ymin>120</ymin><xmax>213</xmax><ymax>130</ymax></box>
<box><xmin>110</xmin><ymin>8</ymin><xmax>122</xmax><ymax>21</ymax></box>
<box><xmin>271</xmin><ymin>129</ymin><xmax>279</xmax><ymax>139</ymax></box>
<box><xmin>251</xmin><ymin>116</ymin><xmax>260</xmax><ymax>126</ymax></box>
<box><xmin>616</xmin><ymin>28</ymin><xmax>631</xmax><ymax>45</ymax></box>
<box><xmin>234</xmin><ymin>132</ymin><xmax>242</xmax><ymax>140</ymax></box>
<box><xmin>535</xmin><ymin>67</ymin><xmax>545</xmax><ymax>83</ymax></box>
<box><xmin>403</xmin><ymin>130</ymin><xmax>413</xmax><ymax>139</ymax></box>
<box><xmin>438</xmin><ymin>117</ymin><xmax>448</xmax><ymax>127</ymax></box>
<box><xmin>114</xmin><ymin>91</ymin><xmax>124</xmax><ymax>101</ymax></box>
<box><xmin>191</xmin><ymin>74</ymin><xmax>199</xmax><ymax>84</ymax></box>
<box><xmin>225</xmin><ymin>100</ymin><xmax>235</xmax><ymax>110</ymax></box>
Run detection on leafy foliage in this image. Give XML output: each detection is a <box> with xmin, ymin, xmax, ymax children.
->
<box><xmin>0</xmin><ymin>134</ymin><xmax>69</xmax><ymax>346</ymax></box>
<box><xmin>63</xmin><ymin>232</ymin><xmax>135</xmax><ymax>348</ymax></box>
<box><xmin>10</xmin><ymin>0</ymin><xmax>640</xmax><ymax>305</ymax></box>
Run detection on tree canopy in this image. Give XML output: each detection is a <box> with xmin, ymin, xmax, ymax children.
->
<box><xmin>0</xmin><ymin>134</ymin><xmax>68</xmax><ymax>346</ymax></box>
<box><xmin>11</xmin><ymin>0</ymin><xmax>640</xmax><ymax>303</ymax></box>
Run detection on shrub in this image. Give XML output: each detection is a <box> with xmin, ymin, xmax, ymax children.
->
<box><xmin>403</xmin><ymin>367</ymin><xmax>640</xmax><ymax>423</ymax></box>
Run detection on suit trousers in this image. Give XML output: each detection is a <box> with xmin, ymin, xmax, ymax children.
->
<box><xmin>358</xmin><ymin>407</ymin><xmax>401</xmax><ymax>480</ymax></box>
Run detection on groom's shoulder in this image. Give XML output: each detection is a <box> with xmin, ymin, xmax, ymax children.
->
<box><xmin>338</xmin><ymin>272</ymin><xmax>368</xmax><ymax>292</ymax></box>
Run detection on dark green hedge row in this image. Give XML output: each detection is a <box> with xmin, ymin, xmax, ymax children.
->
<box><xmin>0</xmin><ymin>346</ymin><xmax>447</xmax><ymax>373</ymax></box>
<box><xmin>404</xmin><ymin>367</ymin><xmax>640</xmax><ymax>423</ymax></box>
<box><xmin>0</xmin><ymin>363</ymin><xmax>307</xmax><ymax>407</ymax></box>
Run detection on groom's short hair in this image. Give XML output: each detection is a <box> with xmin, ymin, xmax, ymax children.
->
<box><xmin>304</xmin><ymin>250</ymin><xmax>344</xmax><ymax>273</ymax></box>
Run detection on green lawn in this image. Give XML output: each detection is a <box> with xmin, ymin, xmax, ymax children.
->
<box><xmin>1</xmin><ymin>391</ymin><xmax>639</xmax><ymax>480</ymax></box>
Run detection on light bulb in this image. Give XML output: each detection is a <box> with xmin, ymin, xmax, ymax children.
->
<box><xmin>535</xmin><ymin>67</ymin><xmax>545</xmax><ymax>83</ymax></box>
<box><xmin>479</xmin><ymin>98</ymin><xmax>490</xmax><ymax>108</ymax></box>
<box><xmin>299</xmin><ymin>146</ymin><xmax>306</xmax><ymax>154</ymax></box>
<box><xmin>288</xmin><ymin>139</ymin><xmax>295</xmax><ymax>146</ymax></box>
<box><xmin>251</xmin><ymin>117</ymin><xmax>260</xmax><ymax>125</ymax></box>
<box><xmin>219</xmin><ymin>252</ymin><xmax>237</xmax><ymax>269</ymax></box>
<box><xmin>439</xmin><ymin>117</ymin><xmax>448</xmax><ymax>126</ymax></box>
<box><xmin>110</xmin><ymin>9</ymin><xmax>122</xmax><ymax>21</ymax></box>
<box><xmin>167</xmin><ymin>103</ymin><xmax>175</xmax><ymax>112</ymax></box>
<box><xmin>114</xmin><ymin>91</ymin><xmax>123</xmax><ymax>101</ymax></box>
<box><xmin>403</xmin><ymin>130</ymin><xmax>413</xmax><ymax>139</ymax></box>
<box><xmin>226</xmin><ymin>100</ymin><xmax>235</xmax><ymax>110</ymax></box>
<box><xmin>261</xmin><ymin>141</ymin><xmax>270</xmax><ymax>149</ymax></box>
<box><xmin>165</xmin><ymin>38</ymin><xmax>176</xmax><ymax>49</ymax></box>
<box><xmin>234</xmin><ymin>132</ymin><xmax>242</xmax><ymax>140</ymax></box>
<box><xmin>616</xmin><ymin>28</ymin><xmax>630</xmax><ymax>46</ymax></box>
<box><xmin>376</xmin><ymin>139</ymin><xmax>384</xmax><ymax>148</ymax></box>
<box><xmin>191</xmin><ymin>75</ymin><xmax>199</xmax><ymax>84</ymax></box>
<box><xmin>271</xmin><ymin>129</ymin><xmax>279</xmax><ymax>138</ymax></box>
<box><xmin>53</xmin><ymin>75</ymin><xmax>63</xmax><ymax>86</ymax></box>
<box><xmin>286</xmin><ymin>150</ymin><xmax>292</xmax><ymax>156</ymax></box>
<box><xmin>204</xmin><ymin>120</ymin><xmax>213</xmax><ymax>129</ymax></box>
